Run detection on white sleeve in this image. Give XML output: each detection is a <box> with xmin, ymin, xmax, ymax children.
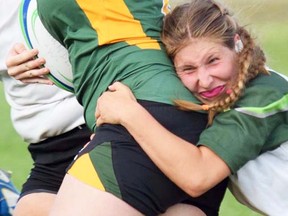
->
<box><xmin>0</xmin><ymin>0</ymin><xmax>86</xmax><ymax>143</ymax></box>
<box><xmin>229</xmin><ymin>141</ymin><xmax>288</xmax><ymax>216</ymax></box>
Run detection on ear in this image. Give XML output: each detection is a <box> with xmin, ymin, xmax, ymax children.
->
<box><xmin>234</xmin><ymin>34</ymin><xmax>244</xmax><ymax>53</ymax></box>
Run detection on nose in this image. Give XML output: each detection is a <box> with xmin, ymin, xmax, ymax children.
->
<box><xmin>197</xmin><ymin>67</ymin><xmax>213</xmax><ymax>89</ymax></box>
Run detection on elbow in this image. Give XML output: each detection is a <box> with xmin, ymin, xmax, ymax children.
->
<box><xmin>182</xmin><ymin>178</ymin><xmax>210</xmax><ymax>197</ymax></box>
<box><xmin>183</xmin><ymin>174</ymin><xmax>228</xmax><ymax>197</ymax></box>
<box><xmin>184</xmin><ymin>186</ymin><xmax>207</xmax><ymax>198</ymax></box>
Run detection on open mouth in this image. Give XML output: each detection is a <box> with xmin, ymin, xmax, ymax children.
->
<box><xmin>199</xmin><ymin>85</ymin><xmax>225</xmax><ymax>99</ymax></box>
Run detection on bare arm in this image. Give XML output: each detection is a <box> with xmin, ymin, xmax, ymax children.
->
<box><xmin>5</xmin><ymin>43</ymin><xmax>53</xmax><ymax>84</ymax></box>
<box><xmin>96</xmin><ymin>82</ymin><xmax>230</xmax><ymax>197</ymax></box>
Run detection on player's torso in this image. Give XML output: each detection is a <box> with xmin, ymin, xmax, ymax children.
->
<box><xmin>37</xmin><ymin>0</ymin><xmax>199</xmax><ymax>130</ymax></box>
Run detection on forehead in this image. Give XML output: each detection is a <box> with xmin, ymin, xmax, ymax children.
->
<box><xmin>184</xmin><ymin>37</ymin><xmax>224</xmax><ymax>52</ymax></box>
<box><xmin>175</xmin><ymin>38</ymin><xmax>225</xmax><ymax>60</ymax></box>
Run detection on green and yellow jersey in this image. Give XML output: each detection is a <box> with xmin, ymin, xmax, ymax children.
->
<box><xmin>37</xmin><ymin>0</ymin><xmax>198</xmax><ymax>131</ymax></box>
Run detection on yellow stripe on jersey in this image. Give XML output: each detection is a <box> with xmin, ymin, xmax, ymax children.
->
<box><xmin>161</xmin><ymin>0</ymin><xmax>170</xmax><ymax>15</ymax></box>
<box><xmin>75</xmin><ymin>0</ymin><xmax>160</xmax><ymax>49</ymax></box>
<box><xmin>68</xmin><ymin>153</ymin><xmax>105</xmax><ymax>191</ymax></box>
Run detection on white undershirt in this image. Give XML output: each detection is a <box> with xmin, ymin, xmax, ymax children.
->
<box><xmin>0</xmin><ymin>0</ymin><xmax>85</xmax><ymax>143</ymax></box>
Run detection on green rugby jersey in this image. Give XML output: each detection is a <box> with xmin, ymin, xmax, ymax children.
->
<box><xmin>37</xmin><ymin>0</ymin><xmax>199</xmax><ymax>131</ymax></box>
<box><xmin>198</xmin><ymin>71</ymin><xmax>288</xmax><ymax>173</ymax></box>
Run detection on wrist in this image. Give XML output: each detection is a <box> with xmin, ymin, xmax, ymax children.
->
<box><xmin>120</xmin><ymin>101</ymin><xmax>144</xmax><ymax>126</ymax></box>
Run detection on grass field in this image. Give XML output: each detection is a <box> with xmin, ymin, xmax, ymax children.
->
<box><xmin>1</xmin><ymin>0</ymin><xmax>287</xmax><ymax>215</ymax></box>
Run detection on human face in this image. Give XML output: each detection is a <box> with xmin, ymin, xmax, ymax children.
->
<box><xmin>174</xmin><ymin>38</ymin><xmax>238</xmax><ymax>104</ymax></box>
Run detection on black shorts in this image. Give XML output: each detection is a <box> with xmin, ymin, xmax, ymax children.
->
<box><xmin>68</xmin><ymin>101</ymin><xmax>228</xmax><ymax>216</ymax></box>
<box><xmin>20</xmin><ymin>125</ymin><xmax>91</xmax><ymax>198</ymax></box>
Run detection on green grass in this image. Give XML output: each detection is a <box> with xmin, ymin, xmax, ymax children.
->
<box><xmin>223</xmin><ymin>0</ymin><xmax>288</xmax><ymax>74</ymax></box>
<box><xmin>0</xmin><ymin>86</ymin><xmax>32</xmax><ymax>189</ymax></box>
<box><xmin>1</xmin><ymin>0</ymin><xmax>288</xmax><ymax>215</ymax></box>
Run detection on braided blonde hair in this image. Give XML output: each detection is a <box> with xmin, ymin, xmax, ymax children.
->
<box><xmin>162</xmin><ymin>0</ymin><xmax>269</xmax><ymax>124</ymax></box>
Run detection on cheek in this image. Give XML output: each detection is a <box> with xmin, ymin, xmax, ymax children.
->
<box><xmin>214</xmin><ymin>62</ymin><xmax>235</xmax><ymax>81</ymax></box>
<box><xmin>225</xmin><ymin>65</ymin><xmax>237</xmax><ymax>81</ymax></box>
<box><xmin>223</xmin><ymin>57</ymin><xmax>238</xmax><ymax>80</ymax></box>
<box><xmin>179</xmin><ymin>75</ymin><xmax>197</xmax><ymax>92</ymax></box>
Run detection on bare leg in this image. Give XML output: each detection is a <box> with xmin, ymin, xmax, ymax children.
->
<box><xmin>14</xmin><ymin>193</ymin><xmax>56</xmax><ymax>216</ymax></box>
<box><xmin>49</xmin><ymin>174</ymin><xmax>144</xmax><ymax>216</ymax></box>
<box><xmin>160</xmin><ymin>203</ymin><xmax>206</xmax><ymax>216</ymax></box>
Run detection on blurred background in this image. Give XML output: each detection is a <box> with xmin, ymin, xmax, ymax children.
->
<box><xmin>1</xmin><ymin>0</ymin><xmax>287</xmax><ymax>215</ymax></box>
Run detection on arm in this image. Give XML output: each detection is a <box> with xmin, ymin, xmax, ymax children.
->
<box><xmin>96</xmin><ymin>82</ymin><xmax>230</xmax><ymax>197</ymax></box>
<box><xmin>5</xmin><ymin>43</ymin><xmax>53</xmax><ymax>85</ymax></box>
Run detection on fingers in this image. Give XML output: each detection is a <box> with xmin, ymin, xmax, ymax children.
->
<box><xmin>12</xmin><ymin>64</ymin><xmax>49</xmax><ymax>80</ymax></box>
<box><xmin>6</xmin><ymin>45</ymin><xmax>38</xmax><ymax>69</ymax></box>
<box><xmin>95</xmin><ymin>82</ymin><xmax>137</xmax><ymax>127</ymax></box>
<box><xmin>5</xmin><ymin>43</ymin><xmax>53</xmax><ymax>84</ymax></box>
<box><xmin>108</xmin><ymin>82</ymin><xmax>134</xmax><ymax>98</ymax></box>
<box><xmin>108</xmin><ymin>81</ymin><xmax>127</xmax><ymax>91</ymax></box>
<box><xmin>7</xmin><ymin>53</ymin><xmax>43</xmax><ymax>77</ymax></box>
<box><xmin>14</xmin><ymin>43</ymin><xmax>28</xmax><ymax>55</ymax></box>
<box><xmin>95</xmin><ymin>111</ymin><xmax>106</xmax><ymax>126</ymax></box>
<box><xmin>20</xmin><ymin>57</ymin><xmax>46</xmax><ymax>73</ymax></box>
<box><xmin>95</xmin><ymin>97</ymin><xmax>105</xmax><ymax>126</ymax></box>
<box><xmin>96</xmin><ymin>117</ymin><xmax>103</xmax><ymax>126</ymax></box>
<box><xmin>7</xmin><ymin>43</ymin><xmax>26</xmax><ymax>56</ymax></box>
<box><xmin>95</xmin><ymin>107</ymin><xmax>103</xmax><ymax>126</ymax></box>
<box><xmin>95</xmin><ymin>104</ymin><xmax>100</xmax><ymax>119</ymax></box>
<box><xmin>21</xmin><ymin>76</ymin><xmax>54</xmax><ymax>85</ymax></box>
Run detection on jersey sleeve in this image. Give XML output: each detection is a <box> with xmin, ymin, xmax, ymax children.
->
<box><xmin>197</xmin><ymin>72</ymin><xmax>288</xmax><ymax>173</ymax></box>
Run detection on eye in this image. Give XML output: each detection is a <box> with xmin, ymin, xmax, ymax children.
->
<box><xmin>176</xmin><ymin>66</ymin><xmax>196</xmax><ymax>74</ymax></box>
<box><xmin>208</xmin><ymin>57</ymin><xmax>219</xmax><ymax>65</ymax></box>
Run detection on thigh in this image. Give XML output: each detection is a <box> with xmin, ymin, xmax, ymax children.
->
<box><xmin>161</xmin><ymin>204</ymin><xmax>206</xmax><ymax>216</ymax></box>
<box><xmin>14</xmin><ymin>193</ymin><xmax>56</xmax><ymax>216</ymax></box>
<box><xmin>50</xmin><ymin>174</ymin><xmax>143</xmax><ymax>216</ymax></box>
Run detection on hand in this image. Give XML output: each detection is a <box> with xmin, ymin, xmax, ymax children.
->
<box><xmin>96</xmin><ymin>82</ymin><xmax>137</xmax><ymax>126</ymax></box>
<box><xmin>5</xmin><ymin>43</ymin><xmax>53</xmax><ymax>84</ymax></box>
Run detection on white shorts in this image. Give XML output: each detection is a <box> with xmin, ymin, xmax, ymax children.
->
<box><xmin>229</xmin><ymin>141</ymin><xmax>288</xmax><ymax>216</ymax></box>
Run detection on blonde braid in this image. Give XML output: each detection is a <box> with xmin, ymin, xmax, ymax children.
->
<box><xmin>205</xmin><ymin>28</ymin><xmax>267</xmax><ymax>124</ymax></box>
<box><xmin>164</xmin><ymin>0</ymin><xmax>269</xmax><ymax>125</ymax></box>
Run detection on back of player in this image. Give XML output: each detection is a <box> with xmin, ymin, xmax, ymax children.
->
<box><xmin>37</xmin><ymin>0</ymin><xmax>228</xmax><ymax>215</ymax></box>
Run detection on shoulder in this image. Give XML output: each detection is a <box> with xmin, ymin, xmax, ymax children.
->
<box><xmin>235</xmin><ymin>70</ymin><xmax>288</xmax><ymax>108</ymax></box>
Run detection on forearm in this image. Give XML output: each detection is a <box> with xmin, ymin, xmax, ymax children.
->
<box><xmin>120</xmin><ymin>103</ymin><xmax>230</xmax><ymax>196</ymax></box>
<box><xmin>95</xmin><ymin>82</ymin><xmax>230</xmax><ymax>195</ymax></box>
